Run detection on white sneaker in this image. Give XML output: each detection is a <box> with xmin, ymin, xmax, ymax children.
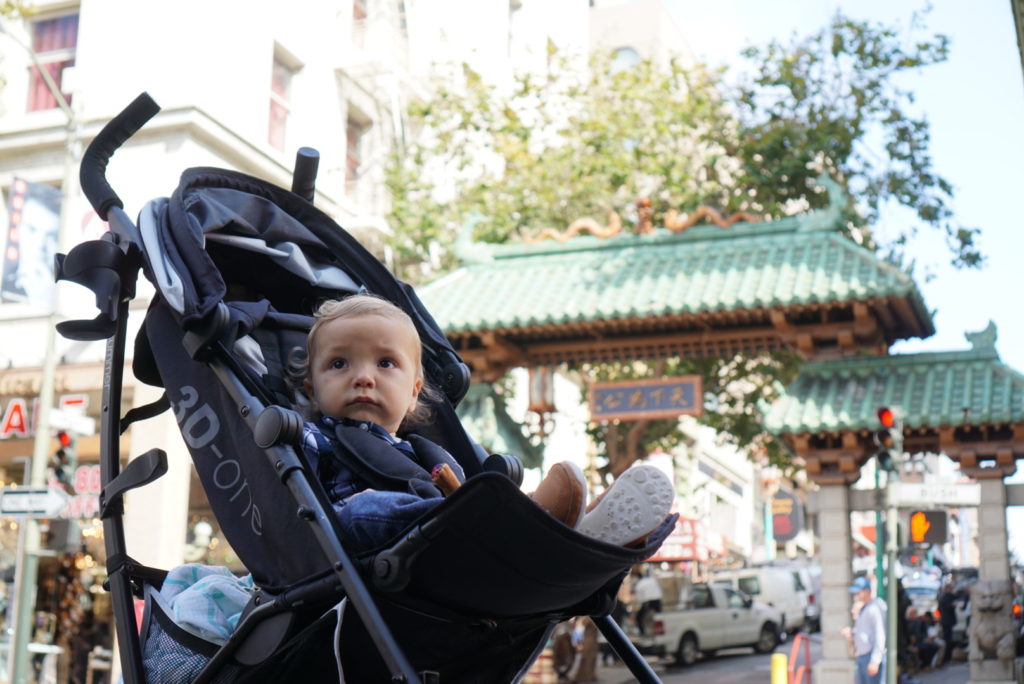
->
<box><xmin>577</xmin><ymin>465</ymin><xmax>674</xmax><ymax>546</ymax></box>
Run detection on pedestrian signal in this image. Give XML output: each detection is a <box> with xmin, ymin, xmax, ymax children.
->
<box><xmin>908</xmin><ymin>510</ymin><xmax>947</xmax><ymax>545</ymax></box>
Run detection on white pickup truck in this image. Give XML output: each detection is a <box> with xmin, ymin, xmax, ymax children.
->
<box><xmin>634</xmin><ymin>582</ymin><xmax>784</xmax><ymax>665</ymax></box>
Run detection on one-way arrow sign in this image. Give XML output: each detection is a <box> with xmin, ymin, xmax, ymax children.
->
<box><xmin>0</xmin><ymin>487</ymin><xmax>70</xmax><ymax>518</ymax></box>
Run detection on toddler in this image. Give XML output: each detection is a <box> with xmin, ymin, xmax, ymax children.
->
<box><xmin>301</xmin><ymin>294</ymin><xmax>674</xmax><ymax>553</ymax></box>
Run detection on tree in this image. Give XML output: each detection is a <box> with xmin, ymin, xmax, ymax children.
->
<box><xmin>385</xmin><ymin>12</ymin><xmax>968</xmax><ymax>473</ymax></box>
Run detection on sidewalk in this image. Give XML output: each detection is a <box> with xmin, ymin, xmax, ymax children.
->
<box><xmin>913</xmin><ymin>660</ymin><xmax>969</xmax><ymax>684</ymax></box>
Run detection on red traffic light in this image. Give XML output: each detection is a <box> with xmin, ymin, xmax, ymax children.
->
<box><xmin>877</xmin><ymin>407</ymin><xmax>896</xmax><ymax>428</ymax></box>
<box><xmin>57</xmin><ymin>430</ymin><xmax>72</xmax><ymax>448</ymax></box>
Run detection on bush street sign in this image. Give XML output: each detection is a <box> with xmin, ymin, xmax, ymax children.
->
<box><xmin>0</xmin><ymin>486</ymin><xmax>70</xmax><ymax>518</ymax></box>
<box><xmin>892</xmin><ymin>482</ymin><xmax>981</xmax><ymax>508</ymax></box>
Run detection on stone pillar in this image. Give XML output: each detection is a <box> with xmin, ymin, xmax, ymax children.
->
<box><xmin>969</xmin><ymin>476</ymin><xmax>1014</xmax><ymax>684</ymax></box>
<box><xmin>976</xmin><ymin>477</ymin><xmax>1010</xmax><ymax>584</ymax></box>
<box><xmin>814</xmin><ymin>482</ymin><xmax>855</xmax><ymax>683</ymax></box>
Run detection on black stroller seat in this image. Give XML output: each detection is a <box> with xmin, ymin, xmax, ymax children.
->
<box><xmin>58</xmin><ymin>93</ymin><xmax>673</xmax><ymax>683</ymax></box>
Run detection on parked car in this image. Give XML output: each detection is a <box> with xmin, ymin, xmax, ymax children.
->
<box><xmin>903</xmin><ymin>572</ymin><xmax>941</xmax><ymax>619</ymax></box>
<box><xmin>711</xmin><ymin>566</ymin><xmax>808</xmax><ymax>634</ymax></box>
<box><xmin>634</xmin><ymin>583</ymin><xmax>783</xmax><ymax>666</ymax></box>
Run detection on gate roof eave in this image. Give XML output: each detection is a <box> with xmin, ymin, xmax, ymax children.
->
<box><xmin>417</xmin><ymin>205</ymin><xmax>934</xmax><ymax>372</ymax></box>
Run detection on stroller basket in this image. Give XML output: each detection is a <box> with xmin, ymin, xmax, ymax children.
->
<box><xmin>57</xmin><ymin>93</ymin><xmax>672</xmax><ymax>683</ymax></box>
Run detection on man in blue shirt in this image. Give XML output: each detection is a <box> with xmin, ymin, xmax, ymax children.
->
<box><xmin>846</xmin><ymin>576</ymin><xmax>887</xmax><ymax>684</ymax></box>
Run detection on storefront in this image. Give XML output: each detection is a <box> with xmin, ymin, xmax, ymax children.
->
<box><xmin>0</xmin><ymin>362</ymin><xmax>236</xmax><ymax>683</ymax></box>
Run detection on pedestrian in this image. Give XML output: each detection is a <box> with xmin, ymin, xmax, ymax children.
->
<box><xmin>633</xmin><ymin>568</ymin><xmax>663</xmax><ymax>637</ymax></box>
<box><xmin>937</xmin><ymin>583</ymin><xmax>958</xmax><ymax>663</ymax></box>
<box><xmin>905</xmin><ymin>606</ymin><xmax>940</xmax><ymax>671</ymax></box>
<box><xmin>843</xmin><ymin>576</ymin><xmax>887</xmax><ymax>684</ymax></box>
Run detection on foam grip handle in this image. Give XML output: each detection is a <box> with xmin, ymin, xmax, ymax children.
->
<box><xmin>80</xmin><ymin>92</ymin><xmax>161</xmax><ymax>220</ymax></box>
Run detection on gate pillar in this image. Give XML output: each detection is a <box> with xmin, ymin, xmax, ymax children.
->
<box><xmin>976</xmin><ymin>476</ymin><xmax>1011</xmax><ymax>584</ymax></box>
<box><xmin>815</xmin><ymin>481</ymin><xmax>856</xmax><ymax>683</ymax></box>
<box><xmin>967</xmin><ymin>476</ymin><xmax>1015</xmax><ymax>684</ymax></box>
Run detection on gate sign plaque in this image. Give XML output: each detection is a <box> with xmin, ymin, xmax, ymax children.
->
<box><xmin>589</xmin><ymin>376</ymin><xmax>702</xmax><ymax>422</ymax></box>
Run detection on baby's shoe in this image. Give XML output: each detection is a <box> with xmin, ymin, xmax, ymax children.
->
<box><xmin>530</xmin><ymin>461</ymin><xmax>588</xmax><ymax>528</ymax></box>
<box><xmin>577</xmin><ymin>465</ymin><xmax>674</xmax><ymax>546</ymax></box>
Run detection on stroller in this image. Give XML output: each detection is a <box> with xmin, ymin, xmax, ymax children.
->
<box><xmin>56</xmin><ymin>93</ymin><xmax>675</xmax><ymax>683</ymax></box>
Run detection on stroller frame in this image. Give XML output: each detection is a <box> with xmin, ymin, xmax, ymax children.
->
<box><xmin>57</xmin><ymin>93</ymin><xmax>664</xmax><ymax>683</ymax></box>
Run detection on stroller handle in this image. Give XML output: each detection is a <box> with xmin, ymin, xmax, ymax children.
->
<box><xmin>80</xmin><ymin>92</ymin><xmax>162</xmax><ymax>221</ymax></box>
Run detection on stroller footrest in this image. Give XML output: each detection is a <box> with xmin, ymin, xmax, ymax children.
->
<box><xmin>100</xmin><ymin>448</ymin><xmax>168</xmax><ymax>518</ymax></box>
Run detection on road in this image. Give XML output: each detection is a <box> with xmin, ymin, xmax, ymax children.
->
<box><xmin>595</xmin><ymin>635</ymin><xmax>820</xmax><ymax>683</ymax></box>
<box><xmin>593</xmin><ymin>635</ymin><xmax>971</xmax><ymax>683</ymax></box>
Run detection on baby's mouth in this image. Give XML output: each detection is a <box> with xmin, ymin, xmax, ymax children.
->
<box><xmin>350</xmin><ymin>396</ymin><xmax>378</xmax><ymax>406</ymax></box>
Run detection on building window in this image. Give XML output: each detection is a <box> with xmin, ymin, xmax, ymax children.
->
<box><xmin>269</xmin><ymin>57</ymin><xmax>295</xmax><ymax>151</ymax></box>
<box><xmin>27</xmin><ymin>13</ymin><xmax>79</xmax><ymax>112</ymax></box>
<box><xmin>610</xmin><ymin>46</ymin><xmax>642</xmax><ymax>73</ymax></box>
<box><xmin>346</xmin><ymin>116</ymin><xmax>367</xmax><ymax>185</ymax></box>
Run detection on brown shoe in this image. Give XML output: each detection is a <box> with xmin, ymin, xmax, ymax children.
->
<box><xmin>530</xmin><ymin>461</ymin><xmax>587</xmax><ymax>528</ymax></box>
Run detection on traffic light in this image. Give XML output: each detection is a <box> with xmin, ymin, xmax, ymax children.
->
<box><xmin>52</xmin><ymin>430</ymin><xmax>77</xmax><ymax>487</ymax></box>
<box><xmin>908</xmin><ymin>510</ymin><xmax>947</xmax><ymax>545</ymax></box>
<box><xmin>873</xmin><ymin>406</ymin><xmax>904</xmax><ymax>472</ymax></box>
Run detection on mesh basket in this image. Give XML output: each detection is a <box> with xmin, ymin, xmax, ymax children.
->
<box><xmin>140</xmin><ymin>588</ymin><xmax>240</xmax><ymax>684</ymax></box>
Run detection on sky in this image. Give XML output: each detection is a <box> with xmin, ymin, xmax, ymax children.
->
<box><xmin>664</xmin><ymin>0</ymin><xmax>1024</xmax><ymax>560</ymax></box>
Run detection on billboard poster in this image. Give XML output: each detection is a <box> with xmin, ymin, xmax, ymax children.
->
<box><xmin>2</xmin><ymin>178</ymin><xmax>61</xmax><ymax>308</ymax></box>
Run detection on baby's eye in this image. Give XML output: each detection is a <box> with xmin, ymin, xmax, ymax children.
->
<box><xmin>378</xmin><ymin>358</ymin><xmax>396</xmax><ymax>369</ymax></box>
<box><xmin>330</xmin><ymin>358</ymin><xmax>347</xmax><ymax>369</ymax></box>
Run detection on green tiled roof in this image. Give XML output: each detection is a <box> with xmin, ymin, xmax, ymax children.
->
<box><xmin>764</xmin><ymin>328</ymin><xmax>1024</xmax><ymax>434</ymax></box>
<box><xmin>418</xmin><ymin>207</ymin><xmax>933</xmax><ymax>338</ymax></box>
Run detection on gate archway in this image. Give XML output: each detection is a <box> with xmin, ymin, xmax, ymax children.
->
<box><xmin>417</xmin><ymin>182</ymin><xmax>1023</xmax><ymax>680</ymax></box>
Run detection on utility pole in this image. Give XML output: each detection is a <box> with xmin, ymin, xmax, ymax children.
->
<box><xmin>0</xmin><ymin>17</ymin><xmax>80</xmax><ymax>684</ymax></box>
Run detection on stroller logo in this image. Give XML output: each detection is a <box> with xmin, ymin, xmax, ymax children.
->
<box><xmin>173</xmin><ymin>386</ymin><xmax>263</xmax><ymax>536</ymax></box>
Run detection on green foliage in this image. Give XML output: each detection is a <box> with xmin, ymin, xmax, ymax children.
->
<box><xmin>387</xmin><ymin>11</ymin><xmax>977</xmax><ymax>280</ymax></box>
<box><xmin>730</xmin><ymin>11</ymin><xmax>980</xmax><ymax>268</ymax></box>
<box><xmin>386</xmin><ymin>11</ymin><xmax>975</xmax><ymax>471</ymax></box>
<box><xmin>386</xmin><ymin>54</ymin><xmax>735</xmax><ymax>281</ymax></box>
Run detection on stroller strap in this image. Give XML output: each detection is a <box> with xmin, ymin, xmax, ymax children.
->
<box><xmin>119</xmin><ymin>392</ymin><xmax>170</xmax><ymax>434</ymax></box>
<box><xmin>328</xmin><ymin>425</ymin><xmax>464</xmax><ymax>500</ymax></box>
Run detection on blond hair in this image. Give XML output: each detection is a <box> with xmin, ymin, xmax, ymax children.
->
<box><xmin>304</xmin><ymin>294</ymin><xmax>439</xmax><ymax>429</ymax></box>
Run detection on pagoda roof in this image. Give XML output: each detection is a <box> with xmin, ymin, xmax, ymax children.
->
<box><xmin>764</xmin><ymin>323</ymin><xmax>1024</xmax><ymax>436</ymax></box>
<box><xmin>418</xmin><ymin>194</ymin><xmax>934</xmax><ymax>344</ymax></box>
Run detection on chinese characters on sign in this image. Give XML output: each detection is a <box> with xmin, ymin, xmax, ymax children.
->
<box><xmin>589</xmin><ymin>376</ymin><xmax>702</xmax><ymax>422</ymax></box>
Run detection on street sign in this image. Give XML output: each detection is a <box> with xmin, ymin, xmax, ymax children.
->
<box><xmin>893</xmin><ymin>482</ymin><xmax>981</xmax><ymax>507</ymax></box>
<box><xmin>48</xmin><ymin>408</ymin><xmax>96</xmax><ymax>436</ymax></box>
<box><xmin>0</xmin><ymin>487</ymin><xmax>70</xmax><ymax>518</ymax></box>
<box><xmin>589</xmin><ymin>376</ymin><xmax>703</xmax><ymax>421</ymax></box>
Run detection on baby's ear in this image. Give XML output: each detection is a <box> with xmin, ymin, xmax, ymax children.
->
<box><xmin>303</xmin><ymin>378</ymin><xmax>315</xmax><ymax>401</ymax></box>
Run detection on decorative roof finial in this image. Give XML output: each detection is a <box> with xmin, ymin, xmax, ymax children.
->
<box><xmin>797</xmin><ymin>174</ymin><xmax>849</xmax><ymax>232</ymax></box>
<box><xmin>454</xmin><ymin>213</ymin><xmax>495</xmax><ymax>264</ymax></box>
<box><xmin>965</xmin><ymin>320</ymin><xmax>998</xmax><ymax>351</ymax></box>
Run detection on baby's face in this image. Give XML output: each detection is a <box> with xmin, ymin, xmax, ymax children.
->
<box><xmin>305</xmin><ymin>314</ymin><xmax>423</xmax><ymax>434</ymax></box>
